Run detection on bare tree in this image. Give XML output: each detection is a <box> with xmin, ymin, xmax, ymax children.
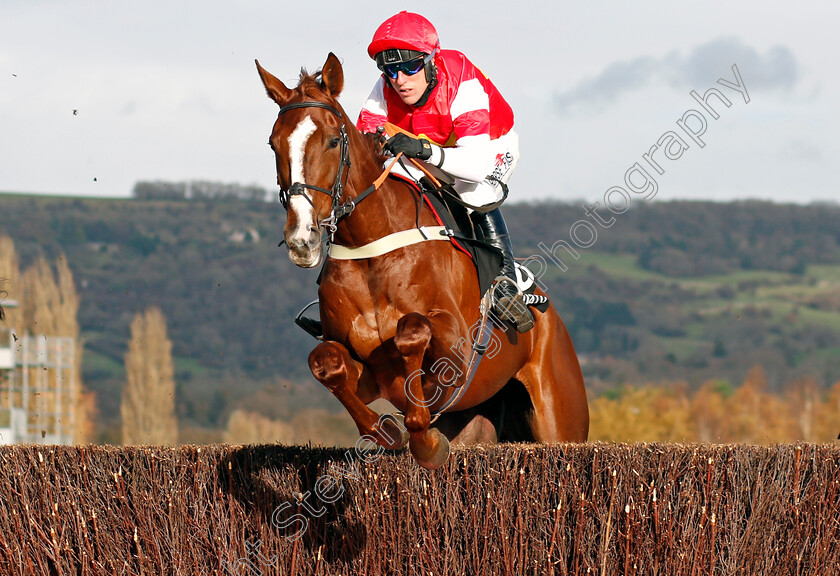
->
<box><xmin>54</xmin><ymin>257</ymin><xmax>97</xmax><ymax>442</ymax></box>
<box><xmin>0</xmin><ymin>236</ymin><xmax>21</xmax><ymax>328</ymax></box>
<box><xmin>121</xmin><ymin>307</ymin><xmax>178</xmax><ymax>445</ymax></box>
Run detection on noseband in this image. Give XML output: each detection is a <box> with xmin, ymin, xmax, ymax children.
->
<box><xmin>276</xmin><ymin>101</ymin><xmax>353</xmax><ymax>238</ymax></box>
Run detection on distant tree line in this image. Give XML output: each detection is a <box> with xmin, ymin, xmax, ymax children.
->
<box><xmin>590</xmin><ymin>366</ymin><xmax>840</xmax><ymax>443</ymax></box>
<box><xmin>132</xmin><ymin>180</ymin><xmax>271</xmax><ymax>203</ymax></box>
<box><xmin>506</xmin><ymin>199</ymin><xmax>840</xmax><ymax>277</ymax></box>
<box><xmin>2</xmin><ymin>195</ymin><xmax>840</xmax><ymax>440</ymax></box>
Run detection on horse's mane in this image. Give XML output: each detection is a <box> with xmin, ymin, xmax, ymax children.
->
<box><xmin>296</xmin><ymin>68</ymin><xmax>329</xmax><ymax>101</ymax></box>
<box><xmin>297</xmin><ymin>68</ymin><xmax>389</xmax><ymax>164</ymax></box>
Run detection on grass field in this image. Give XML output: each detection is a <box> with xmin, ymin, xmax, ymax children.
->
<box><xmin>552</xmin><ymin>255</ymin><xmax>840</xmax><ymax>379</ymax></box>
<box><xmin>574</xmin><ymin>253</ymin><xmax>840</xmax><ymax>318</ymax></box>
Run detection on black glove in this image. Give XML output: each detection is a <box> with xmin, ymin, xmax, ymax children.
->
<box><xmin>384</xmin><ymin>133</ymin><xmax>432</xmax><ymax>160</ymax></box>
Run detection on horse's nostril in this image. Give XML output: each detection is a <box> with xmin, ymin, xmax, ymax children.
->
<box><xmin>307</xmin><ymin>227</ymin><xmax>321</xmax><ymax>246</ymax></box>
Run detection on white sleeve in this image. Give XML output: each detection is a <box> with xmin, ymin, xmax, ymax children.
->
<box><xmin>427</xmin><ymin>135</ymin><xmax>495</xmax><ymax>183</ymax></box>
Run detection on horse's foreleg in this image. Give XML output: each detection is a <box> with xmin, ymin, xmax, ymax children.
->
<box><xmin>394</xmin><ymin>313</ymin><xmax>451</xmax><ymax>469</ymax></box>
<box><xmin>309</xmin><ymin>341</ymin><xmax>408</xmax><ymax>450</ymax></box>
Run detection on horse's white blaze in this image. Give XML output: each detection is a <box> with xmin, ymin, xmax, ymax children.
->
<box><xmin>287</xmin><ymin>116</ymin><xmax>317</xmax><ymax>241</ymax></box>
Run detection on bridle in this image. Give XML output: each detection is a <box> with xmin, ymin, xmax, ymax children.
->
<box><xmin>275</xmin><ymin>101</ymin><xmax>354</xmax><ymax>239</ymax></box>
<box><xmin>275</xmin><ymin>100</ymin><xmax>405</xmax><ymax>246</ymax></box>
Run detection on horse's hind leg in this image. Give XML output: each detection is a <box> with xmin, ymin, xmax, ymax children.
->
<box><xmin>394</xmin><ymin>313</ymin><xmax>451</xmax><ymax>469</ymax></box>
<box><xmin>515</xmin><ymin>310</ymin><xmax>589</xmax><ymax>442</ymax></box>
<box><xmin>309</xmin><ymin>341</ymin><xmax>408</xmax><ymax>450</ymax></box>
<box><xmin>433</xmin><ymin>410</ymin><xmax>499</xmax><ymax>445</ymax></box>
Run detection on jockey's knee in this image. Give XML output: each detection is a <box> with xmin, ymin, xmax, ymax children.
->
<box><xmin>456</xmin><ymin>178</ymin><xmax>506</xmax><ymax>210</ymax></box>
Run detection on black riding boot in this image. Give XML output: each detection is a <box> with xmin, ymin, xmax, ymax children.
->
<box><xmin>470</xmin><ymin>208</ymin><xmax>535</xmax><ymax>333</ymax></box>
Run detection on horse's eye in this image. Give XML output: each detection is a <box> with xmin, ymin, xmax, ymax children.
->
<box><xmin>328</xmin><ymin>137</ymin><xmax>340</xmax><ymax>149</ymax></box>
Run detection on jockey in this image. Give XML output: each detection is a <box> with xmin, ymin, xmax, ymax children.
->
<box><xmin>357</xmin><ymin>11</ymin><xmax>535</xmax><ymax>333</ymax></box>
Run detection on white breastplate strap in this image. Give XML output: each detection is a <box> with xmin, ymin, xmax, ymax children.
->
<box><xmin>329</xmin><ymin>226</ymin><xmax>450</xmax><ymax>260</ymax></box>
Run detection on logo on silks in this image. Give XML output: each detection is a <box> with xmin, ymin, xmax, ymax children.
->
<box><xmin>490</xmin><ymin>152</ymin><xmax>514</xmax><ymax>182</ymax></box>
<box><xmin>513</xmin><ymin>261</ymin><xmax>535</xmax><ymax>291</ymax></box>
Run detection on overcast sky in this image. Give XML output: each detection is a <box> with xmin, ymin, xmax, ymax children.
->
<box><xmin>1</xmin><ymin>1</ymin><xmax>836</xmax><ymax>205</ymax></box>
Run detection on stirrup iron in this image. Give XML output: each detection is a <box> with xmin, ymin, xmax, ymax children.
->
<box><xmin>294</xmin><ymin>300</ymin><xmax>324</xmax><ymax>340</ymax></box>
<box><xmin>491</xmin><ymin>276</ymin><xmax>535</xmax><ymax>333</ymax></box>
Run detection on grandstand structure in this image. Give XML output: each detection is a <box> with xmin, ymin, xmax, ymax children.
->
<box><xmin>0</xmin><ymin>302</ymin><xmax>75</xmax><ymax>445</ymax></box>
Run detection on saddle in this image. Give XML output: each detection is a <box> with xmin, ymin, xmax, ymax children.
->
<box><xmin>415</xmin><ymin>176</ymin><xmax>500</xmax><ymax>295</ymax></box>
<box><xmin>417</xmin><ymin>177</ymin><xmax>550</xmax><ymax>311</ymax></box>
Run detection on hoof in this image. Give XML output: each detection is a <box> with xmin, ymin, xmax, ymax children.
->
<box><xmin>375</xmin><ymin>415</ymin><xmax>409</xmax><ymax>450</ymax></box>
<box><xmin>410</xmin><ymin>428</ymin><xmax>451</xmax><ymax>470</ymax></box>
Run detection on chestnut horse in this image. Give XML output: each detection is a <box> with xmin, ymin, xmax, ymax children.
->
<box><xmin>257</xmin><ymin>53</ymin><xmax>588</xmax><ymax>469</ymax></box>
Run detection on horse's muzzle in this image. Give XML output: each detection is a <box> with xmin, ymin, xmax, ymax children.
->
<box><xmin>285</xmin><ymin>225</ymin><xmax>323</xmax><ymax>268</ymax></box>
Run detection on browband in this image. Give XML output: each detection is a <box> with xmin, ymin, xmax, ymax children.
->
<box><xmin>277</xmin><ymin>101</ymin><xmax>342</xmax><ymax>119</ymax></box>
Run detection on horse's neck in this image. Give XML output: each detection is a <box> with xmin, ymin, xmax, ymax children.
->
<box><xmin>334</xmin><ymin>135</ymin><xmax>429</xmax><ymax>247</ymax></box>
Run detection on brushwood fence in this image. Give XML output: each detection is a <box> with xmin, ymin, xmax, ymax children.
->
<box><xmin>1</xmin><ymin>443</ymin><xmax>839</xmax><ymax>575</ymax></box>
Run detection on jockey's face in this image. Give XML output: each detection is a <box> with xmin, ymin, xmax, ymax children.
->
<box><xmin>388</xmin><ymin>68</ymin><xmax>429</xmax><ymax>106</ymax></box>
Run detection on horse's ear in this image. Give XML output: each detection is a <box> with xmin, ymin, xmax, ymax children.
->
<box><xmin>256</xmin><ymin>59</ymin><xmax>293</xmax><ymax>106</ymax></box>
<box><xmin>320</xmin><ymin>53</ymin><xmax>344</xmax><ymax>98</ymax></box>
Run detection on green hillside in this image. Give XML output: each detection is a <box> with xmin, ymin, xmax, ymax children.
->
<box><xmin>1</xmin><ymin>191</ymin><xmax>839</xmax><ymax>441</ymax></box>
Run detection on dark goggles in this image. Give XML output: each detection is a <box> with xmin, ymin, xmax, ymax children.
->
<box><xmin>380</xmin><ymin>52</ymin><xmax>434</xmax><ymax>79</ymax></box>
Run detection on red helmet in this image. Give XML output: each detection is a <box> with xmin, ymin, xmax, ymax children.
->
<box><xmin>367</xmin><ymin>11</ymin><xmax>441</xmax><ymax>60</ymax></box>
